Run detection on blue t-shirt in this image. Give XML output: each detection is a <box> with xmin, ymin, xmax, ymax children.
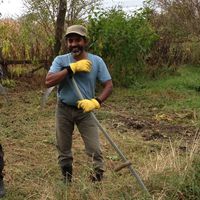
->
<box><xmin>49</xmin><ymin>53</ymin><xmax>111</xmax><ymax>106</ymax></box>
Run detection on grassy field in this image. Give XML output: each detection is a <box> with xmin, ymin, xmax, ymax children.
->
<box><xmin>0</xmin><ymin>65</ymin><xmax>200</xmax><ymax>199</ymax></box>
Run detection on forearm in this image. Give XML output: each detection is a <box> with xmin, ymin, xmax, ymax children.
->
<box><xmin>97</xmin><ymin>80</ymin><xmax>113</xmax><ymax>103</ymax></box>
<box><xmin>45</xmin><ymin>69</ymin><xmax>68</xmax><ymax>88</ymax></box>
<box><xmin>77</xmin><ymin>80</ymin><xmax>113</xmax><ymax>112</ymax></box>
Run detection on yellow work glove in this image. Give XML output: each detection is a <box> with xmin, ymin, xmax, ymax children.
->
<box><xmin>77</xmin><ymin>98</ymin><xmax>100</xmax><ymax>112</ymax></box>
<box><xmin>69</xmin><ymin>59</ymin><xmax>92</xmax><ymax>74</ymax></box>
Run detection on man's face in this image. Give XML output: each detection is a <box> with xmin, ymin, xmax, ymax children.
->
<box><xmin>66</xmin><ymin>34</ymin><xmax>87</xmax><ymax>57</ymax></box>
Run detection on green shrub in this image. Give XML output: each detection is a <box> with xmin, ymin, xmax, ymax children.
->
<box><xmin>88</xmin><ymin>8</ymin><xmax>158</xmax><ymax>87</ymax></box>
<box><xmin>1</xmin><ymin>78</ymin><xmax>16</xmax><ymax>88</ymax></box>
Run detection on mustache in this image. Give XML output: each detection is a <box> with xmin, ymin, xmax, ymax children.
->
<box><xmin>69</xmin><ymin>45</ymin><xmax>84</xmax><ymax>52</ymax></box>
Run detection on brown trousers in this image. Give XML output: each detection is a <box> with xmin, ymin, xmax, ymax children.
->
<box><xmin>55</xmin><ymin>100</ymin><xmax>104</xmax><ymax>170</ymax></box>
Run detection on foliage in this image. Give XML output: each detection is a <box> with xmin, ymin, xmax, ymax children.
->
<box><xmin>23</xmin><ymin>0</ymin><xmax>102</xmax><ymax>26</ymax></box>
<box><xmin>145</xmin><ymin>0</ymin><xmax>200</xmax><ymax>69</ymax></box>
<box><xmin>0</xmin><ymin>19</ymin><xmax>21</xmax><ymax>59</ymax></box>
<box><xmin>0</xmin><ymin>18</ymin><xmax>53</xmax><ymax>61</ymax></box>
<box><xmin>9</xmin><ymin>66</ymin><xmax>30</xmax><ymax>77</ymax></box>
<box><xmin>2</xmin><ymin>0</ymin><xmax>200</xmax><ymax>82</ymax></box>
<box><xmin>0</xmin><ymin>0</ymin><xmax>102</xmax><ymax>61</ymax></box>
<box><xmin>88</xmin><ymin>8</ymin><xmax>158</xmax><ymax>87</ymax></box>
<box><xmin>22</xmin><ymin>0</ymin><xmax>102</xmax><ymax>56</ymax></box>
<box><xmin>153</xmin><ymin>0</ymin><xmax>200</xmax><ymax>38</ymax></box>
<box><xmin>1</xmin><ymin>78</ymin><xmax>16</xmax><ymax>87</ymax></box>
<box><xmin>19</xmin><ymin>13</ymin><xmax>54</xmax><ymax>60</ymax></box>
<box><xmin>0</xmin><ymin>0</ymin><xmax>103</xmax><ymax>79</ymax></box>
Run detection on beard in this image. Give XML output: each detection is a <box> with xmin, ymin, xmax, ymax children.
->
<box><xmin>69</xmin><ymin>45</ymin><xmax>84</xmax><ymax>57</ymax></box>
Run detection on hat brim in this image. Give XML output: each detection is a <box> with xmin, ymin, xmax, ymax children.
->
<box><xmin>65</xmin><ymin>31</ymin><xmax>87</xmax><ymax>38</ymax></box>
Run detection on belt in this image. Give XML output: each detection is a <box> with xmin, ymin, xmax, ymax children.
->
<box><xmin>59</xmin><ymin>100</ymin><xmax>78</xmax><ymax>109</ymax></box>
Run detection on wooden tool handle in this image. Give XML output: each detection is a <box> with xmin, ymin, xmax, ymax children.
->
<box><xmin>114</xmin><ymin>161</ymin><xmax>132</xmax><ymax>172</ymax></box>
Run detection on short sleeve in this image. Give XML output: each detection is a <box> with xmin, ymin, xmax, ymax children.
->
<box><xmin>97</xmin><ymin>57</ymin><xmax>112</xmax><ymax>83</ymax></box>
<box><xmin>49</xmin><ymin>56</ymin><xmax>62</xmax><ymax>73</ymax></box>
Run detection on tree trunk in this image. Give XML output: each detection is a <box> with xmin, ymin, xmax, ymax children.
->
<box><xmin>54</xmin><ymin>0</ymin><xmax>67</xmax><ymax>57</ymax></box>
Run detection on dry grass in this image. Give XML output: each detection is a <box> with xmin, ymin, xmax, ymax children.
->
<box><xmin>145</xmin><ymin>132</ymin><xmax>199</xmax><ymax>175</ymax></box>
<box><xmin>0</xmin><ymin>82</ymin><xmax>200</xmax><ymax>199</ymax></box>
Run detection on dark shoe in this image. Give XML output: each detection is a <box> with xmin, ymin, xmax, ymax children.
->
<box><xmin>90</xmin><ymin>169</ymin><xmax>104</xmax><ymax>182</ymax></box>
<box><xmin>61</xmin><ymin>166</ymin><xmax>72</xmax><ymax>183</ymax></box>
<box><xmin>0</xmin><ymin>180</ymin><xmax>5</xmax><ymax>198</ymax></box>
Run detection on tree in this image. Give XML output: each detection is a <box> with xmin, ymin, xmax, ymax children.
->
<box><xmin>152</xmin><ymin>0</ymin><xmax>200</xmax><ymax>37</ymax></box>
<box><xmin>22</xmin><ymin>0</ymin><xmax>102</xmax><ymax>57</ymax></box>
<box><xmin>54</xmin><ymin>0</ymin><xmax>67</xmax><ymax>56</ymax></box>
<box><xmin>142</xmin><ymin>0</ymin><xmax>200</xmax><ymax>69</ymax></box>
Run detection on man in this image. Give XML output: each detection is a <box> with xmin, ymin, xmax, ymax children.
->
<box><xmin>0</xmin><ymin>144</ymin><xmax>5</xmax><ymax>197</ymax></box>
<box><xmin>45</xmin><ymin>25</ymin><xmax>113</xmax><ymax>183</ymax></box>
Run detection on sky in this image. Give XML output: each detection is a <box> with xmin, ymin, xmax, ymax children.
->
<box><xmin>0</xmin><ymin>0</ymin><xmax>144</xmax><ymax>18</ymax></box>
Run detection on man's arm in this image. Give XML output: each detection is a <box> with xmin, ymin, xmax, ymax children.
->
<box><xmin>45</xmin><ymin>59</ymin><xmax>92</xmax><ymax>88</ymax></box>
<box><xmin>97</xmin><ymin>80</ymin><xmax>113</xmax><ymax>104</ymax></box>
<box><xmin>77</xmin><ymin>79</ymin><xmax>113</xmax><ymax>112</ymax></box>
<box><xmin>45</xmin><ymin>69</ymin><xmax>68</xmax><ymax>88</ymax></box>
